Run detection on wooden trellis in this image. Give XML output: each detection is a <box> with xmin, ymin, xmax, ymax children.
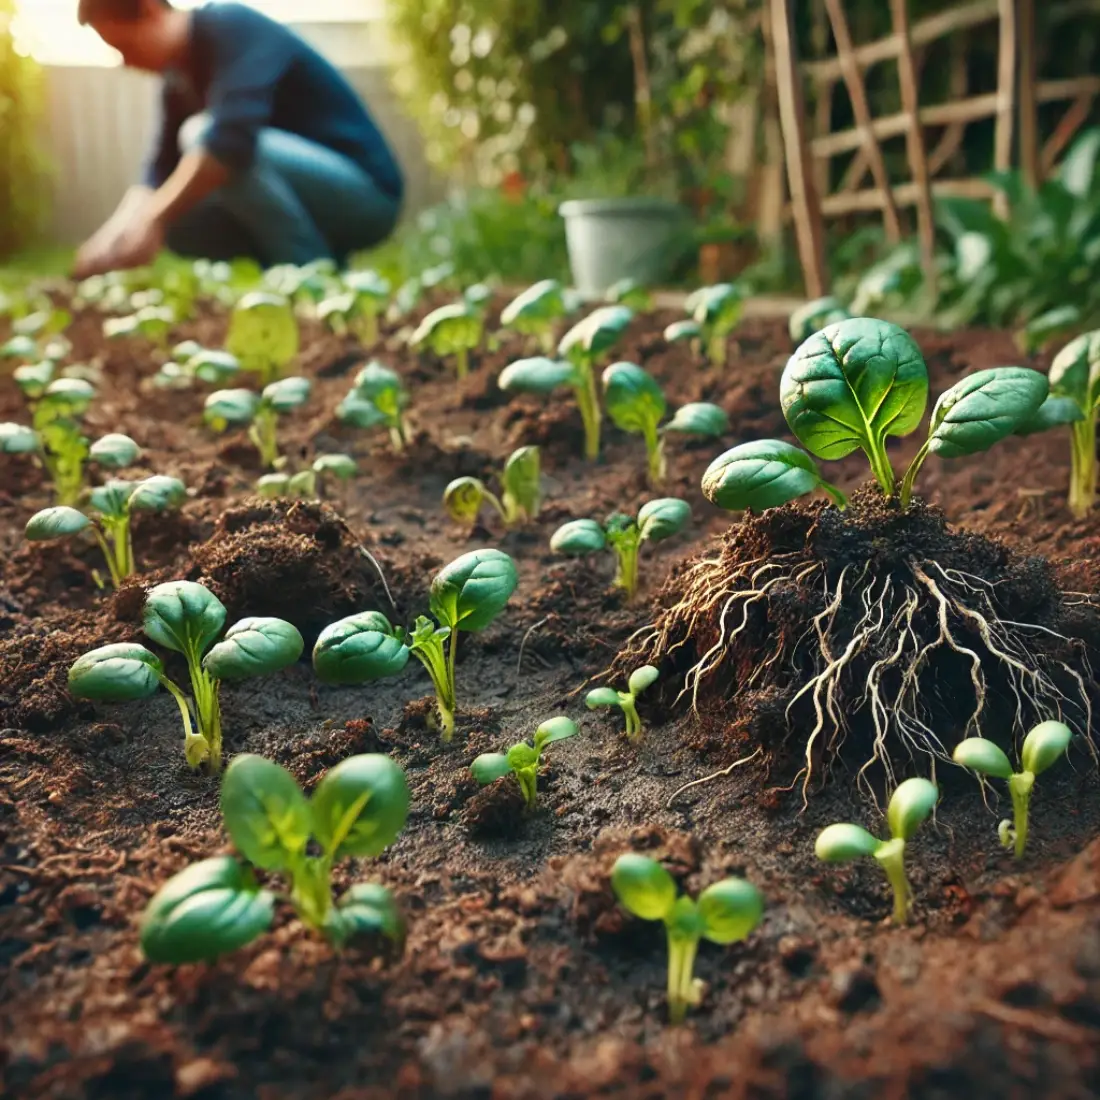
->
<box><xmin>767</xmin><ymin>0</ymin><xmax>1100</xmax><ymax>296</ymax></box>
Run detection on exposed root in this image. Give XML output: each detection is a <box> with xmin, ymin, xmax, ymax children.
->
<box><xmin>666</xmin><ymin>748</ymin><xmax>763</xmax><ymax>808</ymax></box>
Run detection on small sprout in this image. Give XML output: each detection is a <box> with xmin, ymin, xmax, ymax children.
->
<box><xmin>14</xmin><ymin>360</ymin><xmax>55</xmax><ymax>400</ymax></box>
<box><xmin>314</xmin><ymin>549</ymin><xmax>518</xmax><ymax>741</ymax></box>
<box><xmin>602</xmin><ymin>362</ymin><xmax>727</xmax><ymax>484</ymax></box>
<box><xmin>14</xmin><ymin>306</ymin><xmax>71</xmax><ymax>339</ymax></box>
<box><xmin>442</xmin><ymin>445</ymin><xmax>541</xmax><ymax>529</ymax></box>
<box><xmin>815</xmin><ymin>777</ymin><xmax>938</xmax><ymax>923</ymax></box>
<box><xmin>204</xmin><ymin>376</ymin><xmax>311</xmax><ymax>468</ymax></box>
<box><xmin>140</xmin><ymin>752</ymin><xmax>408</xmax><ymax>963</ymax></box>
<box><xmin>788</xmin><ymin>296</ymin><xmax>851</xmax><ymax>343</ymax></box>
<box><xmin>463</xmin><ymin>283</ymin><xmax>493</xmax><ymax>313</ymax></box>
<box><xmin>686</xmin><ymin>283</ymin><xmax>743</xmax><ymax>366</ymax></box>
<box><xmin>337</xmin><ymin>361</ymin><xmax>410</xmax><ymax>451</ymax></box>
<box><xmin>1</xmin><ymin>334</ymin><xmax>41</xmax><ymax>364</ymax></box>
<box><xmin>103</xmin><ymin>305</ymin><xmax>174</xmax><ymax>349</ymax></box>
<box><xmin>69</xmin><ymin>581</ymin><xmax>303</xmax><ymax>770</ymax></box>
<box><xmin>188</xmin><ymin>349</ymin><xmax>242</xmax><ymax>386</ymax></box>
<box><xmin>500</xmin><ymin>279</ymin><xmax>567</xmax><ymax>353</ymax></box>
<box><xmin>586</xmin><ymin>665</ymin><xmax>658</xmax><ymax>742</ymax></box>
<box><xmin>606</xmin><ymin>278</ymin><xmax>652</xmax><ymax>312</ymax></box>
<box><xmin>411</xmin><ymin>301</ymin><xmax>483</xmax><ymax>380</ymax></box>
<box><xmin>227</xmin><ymin>291</ymin><xmax>300</xmax><ymax>384</ymax></box>
<box><xmin>256</xmin><ymin>472</ymin><xmax>291</xmax><ymax>499</ymax></box>
<box><xmin>1046</xmin><ymin>331</ymin><xmax>1100</xmax><ymax>516</ymax></box>
<box><xmin>26</xmin><ymin>474</ymin><xmax>185</xmax><ymax>588</ymax></box>
<box><xmin>611</xmin><ymin>853</ymin><xmax>763</xmax><ymax>1024</ymax></box>
<box><xmin>551</xmin><ymin>498</ymin><xmax>690</xmax><ymax>600</ymax></box>
<box><xmin>664</xmin><ymin>319</ymin><xmax>702</xmax><ymax>354</ymax></box>
<box><xmin>952</xmin><ymin>720</ymin><xmax>1072</xmax><ymax>858</ymax></box>
<box><xmin>319</xmin><ymin>270</ymin><xmax>390</xmax><ymax>347</ymax></box>
<box><xmin>0</xmin><ymin>422</ymin><xmax>39</xmax><ymax>453</ymax></box>
<box><xmin>172</xmin><ymin>339</ymin><xmax>204</xmax><ymax>363</ymax></box>
<box><xmin>470</xmin><ymin>716</ymin><xmax>578</xmax><ymax>807</ymax></box>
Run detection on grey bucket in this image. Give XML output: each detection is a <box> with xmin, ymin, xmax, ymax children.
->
<box><xmin>559</xmin><ymin>198</ymin><xmax>687</xmax><ymax>298</ymax></box>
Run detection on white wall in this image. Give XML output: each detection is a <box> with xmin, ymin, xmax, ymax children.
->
<box><xmin>38</xmin><ymin>18</ymin><xmax>442</xmax><ymax>245</ymax></box>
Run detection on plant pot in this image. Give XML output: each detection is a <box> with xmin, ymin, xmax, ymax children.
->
<box><xmin>559</xmin><ymin>198</ymin><xmax>687</xmax><ymax>298</ymax></box>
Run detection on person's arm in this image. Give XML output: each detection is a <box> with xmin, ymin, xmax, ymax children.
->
<box><xmin>146</xmin><ymin>150</ymin><xmax>228</xmax><ymax>227</ymax></box>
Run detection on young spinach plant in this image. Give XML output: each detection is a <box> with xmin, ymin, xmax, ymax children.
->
<box><xmin>611</xmin><ymin>853</ymin><xmax>763</xmax><ymax>1024</ymax></box>
<box><xmin>204</xmin><ymin>376</ymin><xmax>311</xmax><ymax>469</ymax></box>
<box><xmin>788</xmin><ymin>296</ymin><xmax>851</xmax><ymax>343</ymax></box>
<box><xmin>499</xmin><ymin>279</ymin><xmax>567</xmax><ymax>354</ymax></box>
<box><xmin>140</xmin><ymin>752</ymin><xmax>408</xmax><ymax>963</ymax></box>
<box><xmin>1046</xmin><ymin>331</ymin><xmax>1100</xmax><ymax>516</ymax></box>
<box><xmin>69</xmin><ymin>581</ymin><xmax>303</xmax><ymax>771</ymax></box>
<box><xmin>443</xmin><ymin>446</ymin><xmax>541</xmax><ymax>529</ymax></box>
<box><xmin>411</xmin><ymin>301</ymin><xmax>483</xmax><ymax>380</ymax></box>
<box><xmin>226</xmin><ymin>291</ymin><xmax>300</xmax><ymax>384</ymax></box>
<box><xmin>470</xmin><ymin>716</ymin><xmax>578</xmax><ymax>807</ymax></box>
<box><xmin>317</xmin><ymin>270</ymin><xmax>390</xmax><ymax>347</ymax></box>
<box><xmin>337</xmin><ymin>361</ymin><xmax>411</xmax><ymax>452</ymax></box>
<box><xmin>686</xmin><ymin>283</ymin><xmax>742</xmax><ymax>366</ymax></box>
<box><xmin>586</xmin><ymin>665</ymin><xmax>658</xmax><ymax>742</ymax></box>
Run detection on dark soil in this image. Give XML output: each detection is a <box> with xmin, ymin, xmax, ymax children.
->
<box><xmin>2</xmin><ymin>304</ymin><xmax>1099</xmax><ymax>1099</ymax></box>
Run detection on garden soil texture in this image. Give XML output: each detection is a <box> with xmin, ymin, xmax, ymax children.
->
<box><xmin>2</xmin><ymin>302</ymin><xmax>1100</xmax><ymax>1099</ymax></box>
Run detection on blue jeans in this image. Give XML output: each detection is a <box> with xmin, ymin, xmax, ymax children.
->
<box><xmin>166</xmin><ymin>114</ymin><xmax>401</xmax><ymax>267</ymax></box>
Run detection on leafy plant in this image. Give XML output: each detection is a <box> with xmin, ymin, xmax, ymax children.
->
<box><xmin>317</xmin><ymin>270</ymin><xmax>391</xmax><ymax>348</ymax></box>
<box><xmin>410</xmin><ymin>301</ymin><xmax>483</xmax><ymax>380</ymax></box>
<box><xmin>140</xmin><ymin>752</ymin><xmax>408</xmax><ymax>963</ymax></box>
<box><xmin>256</xmin><ymin>454</ymin><xmax>357</xmax><ymax>502</ymax></box>
<box><xmin>550</xmin><ymin>498</ymin><xmax>690</xmax><ymax>601</ymax></box>
<box><xmin>952</xmin><ymin>721</ymin><xmax>1072</xmax><ymax>858</ymax></box>
<box><xmin>336</xmin><ymin>361</ymin><xmax>411</xmax><ymax>452</ymax></box>
<box><xmin>443</xmin><ymin>446</ymin><xmax>540</xmax><ymax>529</ymax></box>
<box><xmin>470</xmin><ymin>716</ymin><xmax>578</xmax><ymax>807</ymax></box>
<box><xmin>69</xmin><ymin>581</ymin><xmax>303</xmax><ymax>771</ymax></box>
<box><xmin>1046</xmin><ymin>331</ymin><xmax>1100</xmax><ymax>516</ymax></box>
<box><xmin>153</xmin><ymin>346</ymin><xmax>241</xmax><ymax>390</ymax></box>
<box><xmin>602</xmin><ymin>361</ymin><xmax>728</xmax><ymax>484</ymax></box>
<box><xmin>701</xmin><ymin>318</ymin><xmax>1072</xmax><ymax>513</ymax></box>
<box><xmin>313</xmin><ymin>549</ymin><xmax>518</xmax><ymax>741</ymax></box>
<box><xmin>788</xmin><ymin>297</ymin><xmax>851</xmax><ymax>343</ymax></box>
<box><xmin>226</xmin><ymin>291</ymin><xmax>299</xmax><ymax>384</ymax></box>
<box><xmin>610</xmin><ymin>853</ymin><xmax>764</xmax><ymax>1024</ymax></box>
<box><xmin>499</xmin><ymin>305</ymin><xmax>633</xmax><ymax>461</ymax></box>
<box><xmin>103</xmin><ymin>305</ymin><xmax>174</xmax><ymax>350</ymax></box>
<box><xmin>664</xmin><ymin>319</ymin><xmax>702</xmax><ymax>355</ymax></box>
<box><xmin>585</xmin><ymin>665</ymin><xmax>658</xmax><ymax>742</ymax></box>
<box><xmin>26</xmin><ymin>475</ymin><xmax>185</xmax><ymax>588</ymax></box>
<box><xmin>815</xmin><ymin>777</ymin><xmax>938</xmax><ymax>924</ymax></box>
<box><xmin>685</xmin><ymin>283</ymin><xmax>742</xmax><ymax>366</ymax></box>
<box><xmin>499</xmin><ymin>279</ymin><xmax>567</xmax><ymax>354</ymax></box>
<box><xmin>606</xmin><ymin>277</ymin><xmax>653</xmax><ymax>312</ymax></box>
<box><xmin>204</xmin><ymin>377</ymin><xmax>312</xmax><ymax>469</ymax></box>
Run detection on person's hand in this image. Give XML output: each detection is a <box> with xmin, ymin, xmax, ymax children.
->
<box><xmin>72</xmin><ymin>211</ymin><xmax>164</xmax><ymax>280</ymax></box>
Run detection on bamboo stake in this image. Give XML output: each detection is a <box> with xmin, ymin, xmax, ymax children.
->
<box><xmin>757</xmin><ymin>8</ymin><xmax>787</xmax><ymax>245</ymax></box>
<box><xmin>1018</xmin><ymin>0</ymin><xmax>1040</xmax><ymax>186</ymax></box>
<box><xmin>928</xmin><ymin>33</ymin><xmax>971</xmax><ymax>176</ymax></box>
<box><xmin>823</xmin><ymin>0</ymin><xmax>903</xmax><ymax>241</ymax></box>
<box><xmin>1041</xmin><ymin>92</ymin><xmax>1098</xmax><ymax>175</ymax></box>
<box><xmin>818</xmin><ymin>178</ymin><xmax>996</xmax><ymax>216</ymax></box>
<box><xmin>993</xmin><ymin>0</ymin><xmax>1017</xmax><ymax>218</ymax></box>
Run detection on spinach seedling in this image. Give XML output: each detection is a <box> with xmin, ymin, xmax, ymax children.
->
<box><xmin>586</xmin><ymin>665</ymin><xmax>658</xmax><ymax>742</ymax></box>
<box><xmin>26</xmin><ymin>475</ymin><xmax>185</xmax><ymax>588</ymax></box>
<box><xmin>69</xmin><ymin>581</ymin><xmax>303</xmax><ymax>770</ymax></box>
<box><xmin>1046</xmin><ymin>331</ymin><xmax>1100</xmax><ymax>516</ymax></box>
<box><xmin>256</xmin><ymin>454</ymin><xmax>357</xmax><ymax>502</ymax></box>
<box><xmin>103</xmin><ymin>305</ymin><xmax>175</xmax><ymax>350</ymax></box>
<box><xmin>500</xmin><ymin>305</ymin><xmax>633</xmax><ymax>462</ymax></box>
<box><xmin>443</xmin><ymin>445</ymin><xmax>541</xmax><ymax>529</ymax></box>
<box><xmin>664</xmin><ymin>319</ymin><xmax>702</xmax><ymax>356</ymax></box>
<box><xmin>702</xmin><ymin>318</ymin><xmax>1072</xmax><ymax>513</ymax></box>
<box><xmin>153</xmin><ymin>348</ymin><xmax>241</xmax><ymax>390</ymax></box>
<box><xmin>602</xmin><ymin>361</ymin><xmax>728</xmax><ymax>484</ymax></box>
<box><xmin>204</xmin><ymin>376</ymin><xmax>311</xmax><ymax>469</ymax></box>
<box><xmin>337</xmin><ymin>361</ymin><xmax>411</xmax><ymax>452</ymax></box>
<box><xmin>226</xmin><ymin>291</ymin><xmax>299</xmax><ymax>384</ymax></box>
<box><xmin>500</xmin><ymin>279</ymin><xmax>567</xmax><ymax>354</ymax></box>
<box><xmin>470</xmin><ymin>716</ymin><xmax>578</xmax><ymax>807</ymax></box>
<box><xmin>815</xmin><ymin>777</ymin><xmax>938</xmax><ymax>924</ymax></box>
<box><xmin>611</xmin><ymin>853</ymin><xmax>764</xmax><ymax>1024</ymax></box>
<box><xmin>411</xmin><ymin>301</ymin><xmax>483</xmax><ymax>380</ymax></box>
<box><xmin>606</xmin><ymin>278</ymin><xmax>653</xmax><ymax>312</ymax></box>
<box><xmin>313</xmin><ymin>549</ymin><xmax>518</xmax><ymax>741</ymax></box>
<box><xmin>952</xmin><ymin>721</ymin><xmax>1072</xmax><ymax>858</ymax></box>
<box><xmin>550</xmin><ymin>498</ymin><xmax>690</xmax><ymax>601</ymax></box>
<box><xmin>788</xmin><ymin>296</ymin><xmax>851</xmax><ymax>343</ymax></box>
<box><xmin>318</xmin><ymin>269</ymin><xmax>391</xmax><ymax>348</ymax></box>
<box><xmin>686</xmin><ymin>283</ymin><xmax>742</xmax><ymax>366</ymax></box>
<box><xmin>140</xmin><ymin>752</ymin><xmax>408</xmax><ymax>963</ymax></box>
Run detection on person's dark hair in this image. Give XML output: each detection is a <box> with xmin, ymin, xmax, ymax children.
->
<box><xmin>77</xmin><ymin>0</ymin><xmax>170</xmax><ymax>25</ymax></box>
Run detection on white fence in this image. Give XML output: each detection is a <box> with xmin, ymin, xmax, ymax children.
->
<box><xmin>37</xmin><ymin>17</ymin><xmax>441</xmax><ymax>245</ymax></box>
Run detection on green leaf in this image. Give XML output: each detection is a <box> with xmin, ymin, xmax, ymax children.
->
<box><xmin>312</xmin><ymin>453</ymin><xmax>357</xmax><ymax>480</ymax></box>
<box><xmin>506</xmin><ymin>742</ymin><xmax>539</xmax><ymax>769</ymax></box>
<box><xmin>1049</xmin><ymin>330</ymin><xmax>1100</xmax><ymax>415</ymax></box>
<box><xmin>443</xmin><ymin>477</ymin><xmax>488</xmax><ymax>524</ymax></box>
<box><xmin>25</xmin><ymin>505</ymin><xmax>90</xmax><ymax>541</ymax></box>
<box><xmin>129</xmin><ymin>475</ymin><xmax>186</xmax><ymax>512</ymax></box>
<box><xmin>610</xmin><ymin>853</ymin><xmax>677</xmax><ymax>921</ymax></box>
<box><xmin>1017</xmin><ymin>306</ymin><xmax>1081</xmax><ymax>355</ymax></box>
<box><xmin>202</xmin><ymin>617</ymin><xmax>304</xmax><ymax>680</ymax></box>
<box><xmin>952</xmin><ymin>738</ymin><xmax>1014</xmax><ymax>780</ymax></box>
<box><xmin>501</xmin><ymin>279</ymin><xmax>565</xmax><ymax>326</ymax></box>
<box><xmin>204</xmin><ymin>388</ymin><xmax>260</xmax><ymax>426</ymax></box>
<box><xmin>0</xmin><ymin>422</ymin><xmax>39</xmax><ymax>453</ymax></box>
<box><xmin>68</xmin><ymin>643</ymin><xmax>164</xmax><ymax>700</ymax></box>
<box><xmin>353</xmin><ymin>361</ymin><xmax>405</xmax><ymax>405</ymax></box>
<box><xmin>502</xmin><ymin>446</ymin><xmax>540</xmax><ymax>518</ymax></box>
<box><xmin>262</xmin><ymin>376</ymin><xmax>311</xmax><ymax>413</ymax></box>
<box><xmin>330</xmin><ymin>882</ymin><xmax>404</xmax><ymax>946</ymax></box>
<box><xmin>140</xmin><ymin>856</ymin><xmax>274</xmax><ymax>964</ymax></box>
<box><xmin>220</xmin><ymin>754</ymin><xmax>312</xmax><ymax>870</ymax></box>
<box><xmin>1014</xmin><ymin>396</ymin><xmax>1085</xmax><ymax>436</ymax></box>
<box><xmin>628</xmin><ymin>665</ymin><xmax>659</xmax><ymax>695</ymax></box>
<box><xmin>89</xmin><ymin>433</ymin><xmax>141</xmax><ymax>468</ymax></box>
<box><xmin>1020</xmin><ymin>720</ymin><xmax>1072</xmax><ymax>776</ymax></box>
<box><xmin>411</xmin><ymin>302</ymin><xmax>481</xmax><ymax>354</ymax></box>
<box><xmin>344</xmin><ymin>269</ymin><xmax>391</xmax><ymax>300</ymax></box>
<box><xmin>789</xmin><ymin>296</ymin><xmax>851</xmax><ymax>343</ymax></box>
<box><xmin>143</xmin><ymin>580</ymin><xmax>227</xmax><ymax>656</ymax></box>
<box><xmin>602</xmin><ymin>361</ymin><xmax>667</xmax><ymax>435</ymax></box>
<box><xmin>605</xmin><ymin>277</ymin><xmax>651</xmax><ymax>311</ymax></box>
<box><xmin>663</xmin><ymin>402</ymin><xmax>729</xmax><ymax>436</ymax></box>
<box><xmin>0</xmin><ymin>334</ymin><xmax>39</xmax><ymax>360</ymax></box>
<box><xmin>585</xmin><ymin>687</ymin><xmax>621</xmax><ymax>708</ymax></box>
<box><xmin>927</xmin><ymin>368</ymin><xmax>1049</xmax><ymax>459</ymax></box>
<box><xmin>533</xmin><ymin>715</ymin><xmax>578</xmax><ymax>750</ymax></box>
<box><xmin>697</xmin><ymin>878</ymin><xmax>764</xmax><ymax>945</ymax></box>
<box><xmin>498</xmin><ymin>357</ymin><xmax>577</xmax><ymax>394</ymax></box>
<box><xmin>89</xmin><ymin>480</ymin><xmax>136</xmax><ymax>517</ymax></box>
<box><xmin>702</xmin><ymin>440</ymin><xmax>828</xmax><ymax>513</ymax></box>
<box><xmin>664</xmin><ymin>319</ymin><xmax>702</xmax><ymax>343</ymax></box>
<box><xmin>337</xmin><ymin>393</ymin><xmax>388</xmax><ymax>429</ymax></box>
<box><xmin>781</xmin><ymin>318</ymin><xmax>928</xmax><ymax>461</ymax></box>
<box><xmin>256</xmin><ymin>472</ymin><xmax>290</xmax><ymax>499</ymax></box>
<box><xmin>429</xmin><ymin>548</ymin><xmax>518</xmax><ymax>632</ymax></box>
<box><xmin>172</xmin><ymin>339</ymin><xmax>204</xmax><ymax>363</ymax></box>
<box><xmin>637</xmin><ymin>498</ymin><xmax>691</xmax><ymax>542</ymax></box>
<box><xmin>310</xmin><ymin>753</ymin><xmax>410</xmax><ymax>858</ymax></box>
<box><xmin>550</xmin><ymin>518</ymin><xmax>607</xmax><ymax>555</ymax></box>
<box><xmin>188</xmin><ymin>350</ymin><xmax>241</xmax><ymax>384</ymax></box>
<box><xmin>464</xmin><ymin>283</ymin><xmax>493</xmax><ymax>311</ymax></box>
<box><xmin>558</xmin><ymin>305</ymin><xmax>633</xmax><ymax>361</ymax></box>
<box><xmin>886</xmin><ymin>777</ymin><xmax>938</xmax><ymax>841</ymax></box>
<box><xmin>471</xmin><ymin>751</ymin><xmax>513</xmax><ymax>786</ymax></box>
<box><xmin>691</xmin><ymin>283</ymin><xmax>743</xmax><ymax>329</ymax></box>
<box><xmin>42</xmin><ymin>378</ymin><xmax>96</xmax><ymax>416</ymax></box>
<box><xmin>312</xmin><ymin>611</ymin><xmax>410</xmax><ymax>684</ymax></box>
<box><xmin>13</xmin><ymin>360</ymin><xmax>55</xmax><ymax>398</ymax></box>
<box><xmin>814</xmin><ymin>823</ymin><xmax>881</xmax><ymax>862</ymax></box>
<box><xmin>227</xmin><ymin>291</ymin><xmax>299</xmax><ymax>375</ymax></box>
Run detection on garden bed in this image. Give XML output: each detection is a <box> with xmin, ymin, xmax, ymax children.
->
<box><xmin>2</xmin><ymin>303</ymin><xmax>1099</xmax><ymax>1099</ymax></box>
